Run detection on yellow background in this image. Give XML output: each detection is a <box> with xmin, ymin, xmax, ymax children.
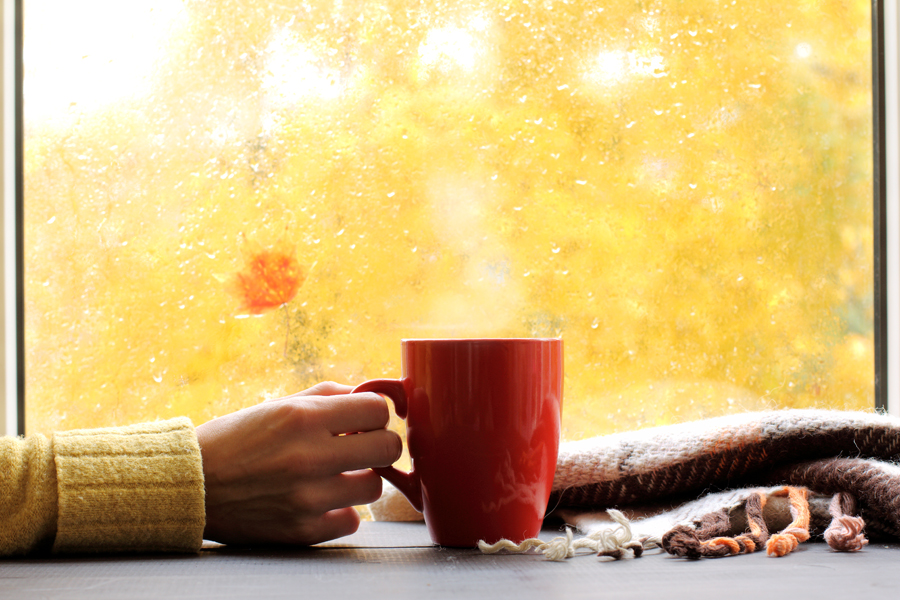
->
<box><xmin>25</xmin><ymin>0</ymin><xmax>873</xmax><ymax>439</ymax></box>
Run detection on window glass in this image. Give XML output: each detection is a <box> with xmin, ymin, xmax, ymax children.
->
<box><xmin>24</xmin><ymin>0</ymin><xmax>873</xmax><ymax>438</ymax></box>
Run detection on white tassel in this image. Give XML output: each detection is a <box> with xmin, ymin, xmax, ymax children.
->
<box><xmin>478</xmin><ymin>510</ymin><xmax>646</xmax><ymax>561</ymax></box>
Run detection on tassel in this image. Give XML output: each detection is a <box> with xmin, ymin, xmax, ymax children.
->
<box><xmin>662</xmin><ymin>491</ymin><xmax>769</xmax><ymax>558</ymax></box>
<box><xmin>765</xmin><ymin>486</ymin><xmax>810</xmax><ymax>557</ymax></box>
<box><xmin>663</xmin><ymin>487</ymin><xmax>812</xmax><ymax>559</ymax></box>
<box><xmin>823</xmin><ymin>492</ymin><xmax>868</xmax><ymax>552</ymax></box>
<box><xmin>478</xmin><ymin>509</ymin><xmax>646</xmax><ymax>561</ymax></box>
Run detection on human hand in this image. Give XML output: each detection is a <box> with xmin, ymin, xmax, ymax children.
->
<box><xmin>196</xmin><ymin>381</ymin><xmax>402</xmax><ymax>546</ymax></box>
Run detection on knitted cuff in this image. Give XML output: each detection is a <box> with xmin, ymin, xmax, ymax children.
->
<box><xmin>52</xmin><ymin>417</ymin><xmax>206</xmax><ymax>554</ymax></box>
<box><xmin>0</xmin><ymin>434</ymin><xmax>58</xmax><ymax>555</ymax></box>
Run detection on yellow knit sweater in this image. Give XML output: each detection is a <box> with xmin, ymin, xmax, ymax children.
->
<box><xmin>0</xmin><ymin>417</ymin><xmax>206</xmax><ymax>556</ymax></box>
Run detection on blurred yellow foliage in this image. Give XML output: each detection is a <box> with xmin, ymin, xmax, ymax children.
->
<box><xmin>25</xmin><ymin>0</ymin><xmax>873</xmax><ymax>438</ymax></box>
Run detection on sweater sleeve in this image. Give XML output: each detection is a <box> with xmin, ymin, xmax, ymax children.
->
<box><xmin>0</xmin><ymin>433</ymin><xmax>58</xmax><ymax>555</ymax></box>
<box><xmin>52</xmin><ymin>417</ymin><xmax>206</xmax><ymax>554</ymax></box>
<box><xmin>1</xmin><ymin>417</ymin><xmax>206</xmax><ymax>556</ymax></box>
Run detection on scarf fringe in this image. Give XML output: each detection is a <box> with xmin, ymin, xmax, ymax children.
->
<box><xmin>478</xmin><ymin>509</ymin><xmax>651</xmax><ymax>561</ymax></box>
<box><xmin>479</xmin><ymin>486</ymin><xmax>868</xmax><ymax>562</ymax></box>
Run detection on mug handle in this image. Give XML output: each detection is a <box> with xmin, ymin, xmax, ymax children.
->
<box><xmin>352</xmin><ymin>378</ymin><xmax>423</xmax><ymax>513</ymax></box>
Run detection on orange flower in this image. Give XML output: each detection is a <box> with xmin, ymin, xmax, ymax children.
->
<box><xmin>231</xmin><ymin>242</ymin><xmax>305</xmax><ymax>313</ymax></box>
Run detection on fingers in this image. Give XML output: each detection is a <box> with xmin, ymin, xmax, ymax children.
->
<box><xmin>323</xmin><ymin>429</ymin><xmax>403</xmax><ymax>473</ymax></box>
<box><xmin>291</xmin><ymin>507</ymin><xmax>362</xmax><ymax>546</ymax></box>
<box><xmin>280</xmin><ymin>471</ymin><xmax>380</xmax><ymax>544</ymax></box>
<box><xmin>268</xmin><ymin>391</ymin><xmax>391</xmax><ymax>435</ymax></box>
<box><xmin>316</xmin><ymin>507</ymin><xmax>363</xmax><ymax>542</ymax></box>
<box><xmin>297</xmin><ymin>381</ymin><xmax>355</xmax><ymax>397</ymax></box>
<box><xmin>265</xmin><ymin>382</ymin><xmax>354</xmax><ymax>404</ymax></box>
<box><xmin>267</xmin><ymin>384</ymin><xmax>392</xmax><ymax>434</ymax></box>
<box><xmin>203</xmin><ymin>471</ymin><xmax>382</xmax><ymax>546</ymax></box>
<box><xmin>207</xmin><ymin>506</ymin><xmax>364</xmax><ymax>547</ymax></box>
<box><xmin>255</xmin><ymin>473</ymin><xmax>381</xmax><ymax>546</ymax></box>
<box><xmin>290</xmin><ymin>428</ymin><xmax>402</xmax><ymax>477</ymax></box>
<box><xmin>290</xmin><ymin>469</ymin><xmax>383</xmax><ymax>516</ymax></box>
<box><xmin>318</xmin><ymin>392</ymin><xmax>392</xmax><ymax>434</ymax></box>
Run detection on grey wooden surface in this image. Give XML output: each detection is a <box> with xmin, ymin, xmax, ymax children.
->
<box><xmin>2</xmin><ymin>522</ymin><xmax>899</xmax><ymax>599</ymax></box>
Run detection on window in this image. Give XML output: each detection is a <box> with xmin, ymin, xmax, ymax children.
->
<box><xmin>12</xmin><ymin>0</ymin><xmax>888</xmax><ymax>438</ymax></box>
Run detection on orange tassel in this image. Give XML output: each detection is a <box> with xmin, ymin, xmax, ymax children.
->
<box><xmin>765</xmin><ymin>487</ymin><xmax>810</xmax><ymax>557</ymax></box>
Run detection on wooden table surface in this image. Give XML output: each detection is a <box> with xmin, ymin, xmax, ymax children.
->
<box><xmin>2</xmin><ymin>522</ymin><xmax>899</xmax><ymax>599</ymax></box>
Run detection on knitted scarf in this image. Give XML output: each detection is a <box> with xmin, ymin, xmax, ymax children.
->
<box><xmin>369</xmin><ymin>409</ymin><xmax>900</xmax><ymax>560</ymax></box>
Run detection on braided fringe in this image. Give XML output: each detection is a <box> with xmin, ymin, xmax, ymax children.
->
<box><xmin>662</xmin><ymin>492</ymin><xmax>767</xmax><ymax>558</ymax></box>
<box><xmin>765</xmin><ymin>486</ymin><xmax>810</xmax><ymax>556</ymax></box>
<box><xmin>478</xmin><ymin>510</ymin><xmax>652</xmax><ymax>561</ymax></box>
<box><xmin>662</xmin><ymin>486</ymin><xmax>812</xmax><ymax>559</ymax></box>
<box><xmin>823</xmin><ymin>492</ymin><xmax>868</xmax><ymax>552</ymax></box>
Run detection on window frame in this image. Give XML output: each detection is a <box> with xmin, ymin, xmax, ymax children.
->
<box><xmin>882</xmin><ymin>0</ymin><xmax>900</xmax><ymax>419</ymax></box>
<box><xmin>3</xmin><ymin>0</ymin><xmax>897</xmax><ymax>436</ymax></box>
<box><xmin>1</xmin><ymin>0</ymin><xmax>21</xmax><ymax>436</ymax></box>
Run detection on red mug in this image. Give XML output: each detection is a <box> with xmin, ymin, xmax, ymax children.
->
<box><xmin>353</xmin><ymin>338</ymin><xmax>563</xmax><ymax>547</ymax></box>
